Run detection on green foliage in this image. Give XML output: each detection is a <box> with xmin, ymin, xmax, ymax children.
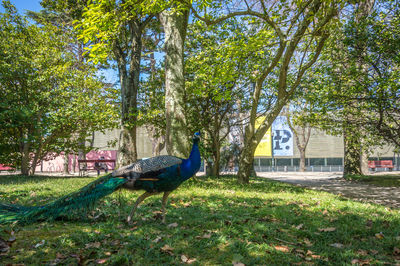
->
<box><xmin>300</xmin><ymin>0</ymin><xmax>400</xmax><ymax>148</ymax></box>
<box><xmin>73</xmin><ymin>0</ymin><xmax>172</xmax><ymax>64</ymax></box>
<box><xmin>0</xmin><ymin>175</ymin><xmax>399</xmax><ymax>264</ymax></box>
<box><xmin>184</xmin><ymin>18</ymin><xmax>251</xmax><ymax>171</ymax></box>
<box><xmin>0</xmin><ymin>2</ymin><xmax>118</xmax><ymax>172</ymax></box>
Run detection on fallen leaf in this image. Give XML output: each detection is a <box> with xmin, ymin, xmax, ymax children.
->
<box><xmin>330</xmin><ymin>243</ymin><xmax>344</xmax><ymax>249</ymax></box>
<box><xmin>152</xmin><ymin>236</ymin><xmax>162</xmax><ymax>243</ymax></box>
<box><xmin>296</xmin><ymin>224</ymin><xmax>304</xmax><ymax>230</ymax></box>
<box><xmin>56</xmin><ymin>253</ymin><xmax>66</xmax><ymax>259</ymax></box>
<box><xmin>167</xmin><ymin>222</ymin><xmax>178</xmax><ymax>228</ymax></box>
<box><xmin>196</xmin><ymin>233</ymin><xmax>212</xmax><ymax>239</ymax></box>
<box><xmin>351</xmin><ymin>258</ymin><xmax>371</xmax><ymax>265</ymax></box>
<box><xmin>181</xmin><ymin>254</ymin><xmax>197</xmax><ymax>264</ymax></box>
<box><xmin>375</xmin><ymin>232</ymin><xmax>384</xmax><ymax>239</ymax></box>
<box><xmin>182</xmin><ymin>201</ymin><xmax>192</xmax><ymax>207</ymax></box>
<box><xmin>96</xmin><ymin>258</ymin><xmax>108</xmax><ymax>264</ymax></box>
<box><xmin>356</xmin><ymin>249</ymin><xmax>368</xmax><ymax>256</ymax></box>
<box><xmin>232</xmin><ymin>262</ymin><xmax>245</xmax><ymax>266</ymax></box>
<box><xmin>274</xmin><ymin>245</ymin><xmax>290</xmax><ymax>253</ymax></box>
<box><xmin>161</xmin><ymin>244</ymin><xmax>174</xmax><ymax>255</ymax></box>
<box><xmin>319</xmin><ymin>227</ymin><xmax>336</xmax><ymax>232</ymax></box>
<box><xmin>85</xmin><ymin>242</ymin><xmax>101</xmax><ymax>249</ymax></box>
<box><xmin>322</xmin><ymin>209</ymin><xmax>329</xmax><ymax>215</ymax></box>
<box><xmin>181</xmin><ymin>255</ymin><xmax>189</xmax><ymax>262</ymax></box>
<box><xmin>34</xmin><ymin>240</ymin><xmax>45</xmax><ymax>248</ymax></box>
<box><xmin>186</xmin><ymin>258</ymin><xmax>197</xmax><ymax>264</ymax></box>
<box><xmin>303</xmin><ymin>238</ymin><xmax>313</xmax><ymax>247</ymax></box>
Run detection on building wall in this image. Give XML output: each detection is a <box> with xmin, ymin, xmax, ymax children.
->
<box><xmin>33</xmin><ymin>126</ymin><xmax>398</xmax><ymax>173</ymax></box>
<box><xmin>91</xmin><ymin>128</ymin><xmax>166</xmax><ymax>159</ymax></box>
<box><xmin>256</xmin><ymin>128</ymin><xmax>396</xmax><ymax>160</ymax></box>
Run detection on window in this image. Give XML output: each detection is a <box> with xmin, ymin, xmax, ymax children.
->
<box><xmin>327</xmin><ymin>158</ymin><xmax>343</xmax><ymax>166</ymax></box>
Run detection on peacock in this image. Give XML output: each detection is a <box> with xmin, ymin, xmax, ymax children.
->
<box><xmin>0</xmin><ymin>132</ymin><xmax>201</xmax><ymax>225</ymax></box>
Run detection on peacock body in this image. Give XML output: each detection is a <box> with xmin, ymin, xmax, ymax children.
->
<box><xmin>0</xmin><ymin>132</ymin><xmax>201</xmax><ymax>225</ymax></box>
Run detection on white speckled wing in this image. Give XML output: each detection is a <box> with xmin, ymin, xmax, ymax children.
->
<box><xmin>112</xmin><ymin>155</ymin><xmax>182</xmax><ymax>179</ymax></box>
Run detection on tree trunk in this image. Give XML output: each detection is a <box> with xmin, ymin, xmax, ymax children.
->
<box><xmin>343</xmin><ymin>126</ymin><xmax>363</xmax><ymax>176</ymax></box>
<box><xmin>160</xmin><ymin>8</ymin><xmax>190</xmax><ymax>158</ymax></box>
<box><xmin>287</xmin><ymin>121</ymin><xmax>311</xmax><ymax>173</ymax></box>
<box><xmin>116</xmin><ymin>21</ymin><xmax>142</xmax><ymax>167</ymax></box>
<box><xmin>63</xmin><ymin>152</ymin><xmax>69</xmax><ymax>174</ymax></box>
<box><xmin>343</xmin><ymin>0</ymin><xmax>375</xmax><ymax>177</ymax></box>
<box><xmin>21</xmin><ymin>142</ymin><xmax>30</xmax><ymax>176</ymax></box>
<box><xmin>211</xmin><ymin>145</ymin><xmax>221</xmax><ymax>178</ymax></box>
<box><xmin>299</xmin><ymin>148</ymin><xmax>306</xmax><ymax>172</ymax></box>
<box><xmin>237</xmin><ymin>135</ymin><xmax>258</xmax><ymax>183</ymax></box>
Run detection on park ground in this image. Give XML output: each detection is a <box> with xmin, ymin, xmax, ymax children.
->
<box><xmin>0</xmin><ymin>173</ymin><xmax>399</xmax><ymax>265</ymax></box>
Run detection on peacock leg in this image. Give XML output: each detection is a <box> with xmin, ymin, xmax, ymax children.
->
<box><xmin>127</xmin><ymin>191</ymin><xmax>157</xmax><ymax>224</ymax></box>
<box><xmin>161</xmin><ymin>191</ymin><xmax>171</xmax><ymax>224</ymax></box>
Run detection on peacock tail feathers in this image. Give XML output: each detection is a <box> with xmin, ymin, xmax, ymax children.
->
<box><xmin>0</xmin><ymin>174</ymin><xmax>127</xmax><ymax>225</ymax></box>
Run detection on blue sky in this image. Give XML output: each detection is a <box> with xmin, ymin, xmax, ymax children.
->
<box><xmin>0</xmin><ymin>0</ymin><xmax>42</xmax><ymax>14</ymax></box>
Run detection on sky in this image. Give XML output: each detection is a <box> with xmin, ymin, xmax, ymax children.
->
<box><xmin>0</xmin><ymin>0</ymin><xmax>42</xmax><ymax>14</ymax></box>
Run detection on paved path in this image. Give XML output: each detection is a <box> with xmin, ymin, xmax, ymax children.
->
<box><xmin>258</xmin><ymin>172</ymin><xmax>400</xmax><ymax>209</ymax></box>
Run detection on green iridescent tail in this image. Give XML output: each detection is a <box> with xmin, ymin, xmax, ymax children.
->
<box><xmin>0</xmin><ymin>174</ymin><xmax>127</xmax><ymax>225</ymax></box>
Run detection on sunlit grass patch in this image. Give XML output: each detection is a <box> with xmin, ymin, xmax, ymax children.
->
<box><xmin>0</xmin><ymin>174</ymin><xmax>399</xmax><ymax>265</ymax></box>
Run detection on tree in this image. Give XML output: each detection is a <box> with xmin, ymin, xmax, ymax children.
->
<box><xmin>191</xmin><ymin>0</ymin><xmax>341</xmax><ymax>182</ymax></box>
<box><xmin>184</xmin><ymin>19</ymin><xmax>251</xmax><ymax>177</ymax></box>
<box><xmin>160</xmin><ymin>6</ymin><xmax>191</xmax><ymax>158</ymax></box>
<box><xmin>301</xmin><ymin>0</ymin><xmax>400</xmax><ymax>176</ymax></box>
<box><xmin>0</xmin><ymin>2</ymin><xmax>117</xmax><ymax>175</ymax></box>
<box><xmin>75</xmin><ymin>0</ymin><xmax>169</xmax><ymax>166</ymax></box>
<box><xmin>285</xmin><ymin>105</ymin><xmax>312</xmax><ymax>172</ymax></box>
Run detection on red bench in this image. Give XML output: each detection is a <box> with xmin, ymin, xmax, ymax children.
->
<box><xmin>0</xmin><ymin>164</ymin><xmax>14</xmax><ymax>172</ymax></box>
<box><xmin>368</xmin><ymin>160</ymin><xmax>394</xmax><ymax>171</ymax></box>
<box><xmin>77</xmin><ymin>159</ymin><xmax>116</xmax><ymax>176</ymax></box>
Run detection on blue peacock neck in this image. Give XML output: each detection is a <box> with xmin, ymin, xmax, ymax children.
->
<box><xmin>180</xmin><ymin>140</ymin><xmax>201</xmax><ymax>180</ymax></box>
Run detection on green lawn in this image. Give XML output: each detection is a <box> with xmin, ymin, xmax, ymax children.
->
<box><xmin>0</xmin><ymin>175</ymin><xmax>399</xmax><ymax>265</ymax></box>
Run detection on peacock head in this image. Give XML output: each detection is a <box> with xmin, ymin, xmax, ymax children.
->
<box><xmin>193</xmin><ymin>131</ymin><xmax>201</xmax><ymax>144</ymax></box>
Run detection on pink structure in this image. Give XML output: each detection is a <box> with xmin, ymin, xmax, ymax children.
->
<box><xmin>34</xmin><ymin>151</ymin><xmax>117</xmax><ymax>173</ymax></box>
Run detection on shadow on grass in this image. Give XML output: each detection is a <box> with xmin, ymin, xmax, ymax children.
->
<box><xmin>1</xmin><ymin>175</ymin><xmax>399</xmax><ymax>265</ymax></box>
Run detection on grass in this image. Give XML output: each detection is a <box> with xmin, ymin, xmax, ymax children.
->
<box><xmin>0</xmin><ymin>174</ymin><xmax>399</xmax><ymax>265</ymax></box>
<box><xmin>345</xmin><ymin>173</ymin><xmax>400</xmax><ymax>187</ymax></box>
